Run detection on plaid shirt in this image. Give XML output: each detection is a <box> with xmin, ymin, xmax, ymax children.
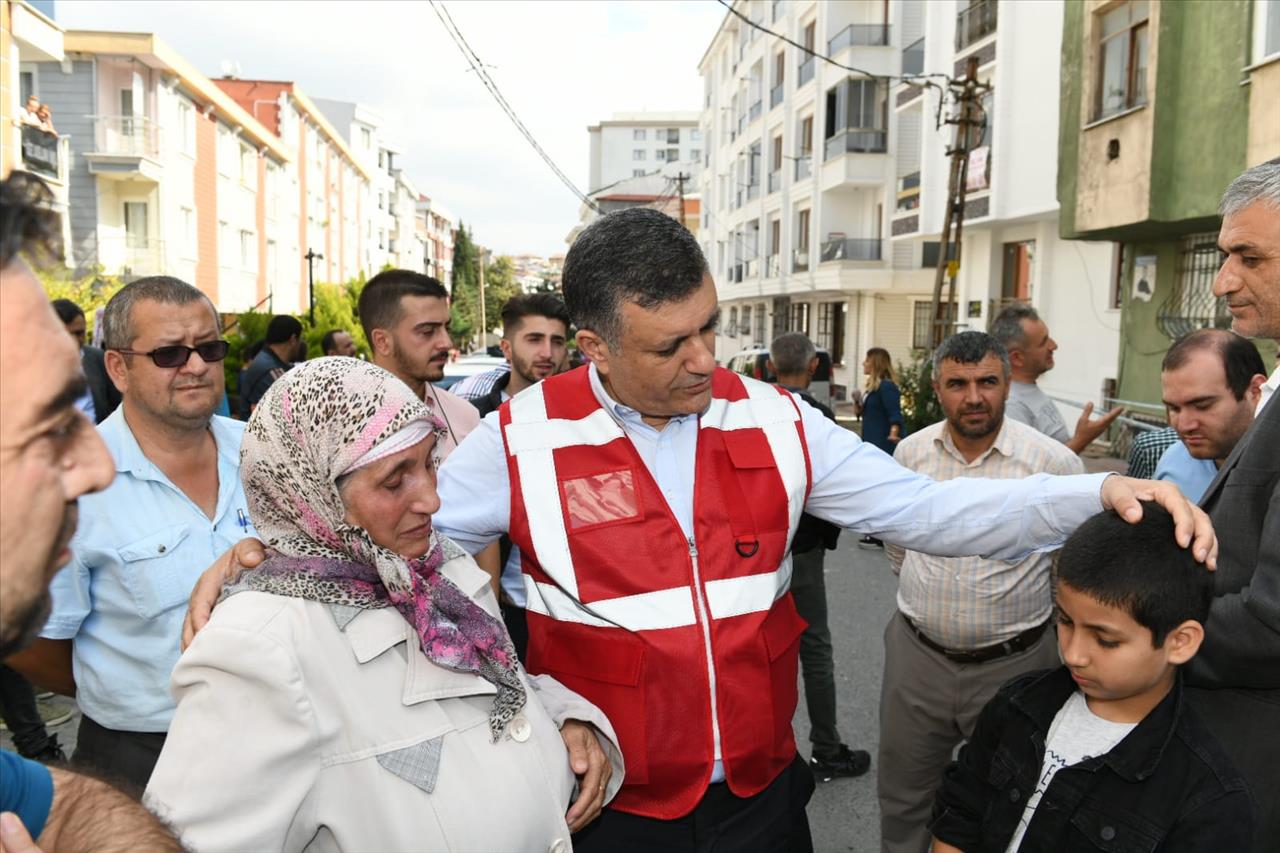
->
<box><xmin>451</xmin><ymin>365</ymin><xmax>510</xmax><ymax>401</ymax></box>
<box><xmin>888</xmin><ymin>418</ymin><xmax>1085</xmax><ymax>649</ymax></box>
<box><xmin>1126</xmin><ymin>426</ymin><xmax>1178</xmax><ymax>480</ymax></box>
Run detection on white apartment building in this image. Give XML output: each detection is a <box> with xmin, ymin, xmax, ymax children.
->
<box><xmin>587</xmin><ymin>111</ymin><xmax>704</xmax><ymax>192</ymax></box>
<box><xmin>417</xmin><ymin>195</ymin><xmax>456</xmax><ymax>284</ymax></box>
<box><xmin>700</xmin><ymin>0</ymin><xmax>1118</xmax><ymax>411</ymax></box>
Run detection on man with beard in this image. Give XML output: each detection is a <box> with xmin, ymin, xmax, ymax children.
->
<box><xmin>0</xmin><ymin>173</ymin><xmax>181</xmax><ymax>850</ymax></box>
<box><xmin>472</xmin><ymin>293</ymin><xmax>570</xmax><ymax>418</ymax></box>
<box><xmin>9</xmin><ymin>276</ymin><xmax>254</xmax><ymax>791</ymax></box>
<box><xmin>879</xmin><ymin>331</ymin><xmax>1084</xmax><ymax>853</ymax></box>
<box><xmin>238</xmin><ymin>314</ymin><xmax>306</xmax><ymax>418</ymax></box>
<box><xmin>357</xmin><ymin>270</ymin><xmax>479</xmax><ymax>458</ymax></box>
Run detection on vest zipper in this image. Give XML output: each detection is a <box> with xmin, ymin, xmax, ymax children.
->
<box><xmin>687</xmin><ymin>536</ymin><xmax>723</xmax><ymax>766</ymax></box>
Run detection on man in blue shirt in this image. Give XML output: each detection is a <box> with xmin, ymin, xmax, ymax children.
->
<box><xmin>1155</xmin><ymin>329</ymin><xmax>1266</xmax><ymax>502</ymax></box>
<box><xmin>11</xmin><ymin>275</ymin><xmax>253</xmax><ymax>791</ymax></box>
<box><xmin>0</xmin><ymin>173</ymin><xmax>180</xmax><ymax>849</ymax></box>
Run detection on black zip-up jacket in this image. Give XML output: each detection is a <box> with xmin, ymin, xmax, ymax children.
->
<box><xmin>930</xmin><ymin>667</ymin><xmax>1254</xmax><ymax>852</ymax></box>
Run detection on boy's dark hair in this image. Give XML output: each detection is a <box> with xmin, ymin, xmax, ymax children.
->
<box><xmin>500</xmin><ymin>292</ymin><xmax>570</xmax><ymax>338</ymax></box>
<box><xmin>357</xmin><ymin>269</ymin><xmax>448</xmax><ymax>342</ymax></box>
<box><xmin>51</xmin><ymin>298</ymin><xmax>85</xmax><ymax>325</ymax></box>
<box><xmin>1055</xmin><ymin>501</ymin><xmax>1212</xmax><ymax>647</ymax></box>
<box><xmin>265</xmin><ymin>314</ymin><xmax>302</xmax><ymax>345</ymax></box>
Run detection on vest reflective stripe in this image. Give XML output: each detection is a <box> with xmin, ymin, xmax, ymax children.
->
<box><xmin>523</xmin><ymin>575</ymin><xmax>699</xmax><ymax>631</ymax></box>
<box><xmin>703</xmin><ymin>555</ymin><xmax>792</xmax><ymax>620</ymax></box>
<box><xmin>505</xmin><ymin>406</ymin><xmax>623</xmax><ymax>454</ymax></box>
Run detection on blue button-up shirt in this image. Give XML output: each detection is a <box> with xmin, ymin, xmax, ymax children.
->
<box><xmin>42</xmin><ymin>408</ymin><xmax>253</xmax><ymax>732</ymax></box>
<box><xmin>1153</xmin><ymin>440</ymin><xmax>1218</xmax><ymax>504</ymax></box>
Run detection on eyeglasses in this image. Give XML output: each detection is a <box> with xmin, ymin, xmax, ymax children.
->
<box><xmin>114</xmin><ymin>340</ymin><xmax>230</xmax><ymax>368</ymax></box>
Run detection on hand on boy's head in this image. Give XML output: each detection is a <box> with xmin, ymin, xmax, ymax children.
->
<box><xmin>1098</xmin><ymin>475</ymin><xmax>1217</xmax><ymax>570</ymax></box>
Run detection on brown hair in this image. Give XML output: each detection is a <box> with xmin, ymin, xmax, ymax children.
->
<box><xmin>864</xmin><ymin>347</ymin><xmax>896</xmax><ymax>391</ymax></box>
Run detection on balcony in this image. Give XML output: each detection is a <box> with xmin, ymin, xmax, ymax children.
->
<box><xmin>798</xmin><ymin>57</ymin><xmax>815</xmax><ymax>87</ymax></box>
<box><xmin>828</xmin><ymin>24</ymin><xmax>891</xmax><ymax>52</ymax></box>
<box><xmin>85</xmin><ymin>116</ymin><xmax>162</xmax><ymax>181</ymax></box>
<box><xmin>903</xmin><ymin>37</ymin><xmax>925</xmax><ymax>76</ymax></box>
<box><xmin>744</xmin><ymin>258</ymin><xmax>759</xmax><ymax>278</ymax></box>
<box><xmin>729</xmin><ymin>262</ymin><xmax>744</xmax><ymax>283</ymax></box>
<box><xmin>18</xmin><ymin>126</ymin><xmax>69</xmax><ymax>185</ymax></box>
<box><xmin>820</xmin><ymin>237</ymin><xmax>882</xmax><ymax>263</ymax></box>
<box><xmin>896</xmin><ymin>171</ymin><xmax>921</xmax><ymax>212</ymax></box>
<box><xmin>956</xmin><ymin>0</ymin><xmax>997</xmax><ymax>51</ymax></box>
<box><xmin>770</xmin><ymin>83</ymin><xmax>784</xmax><ymax>108</ymax></box>
<box><xmin>768</xmin><ymin>170</ymin><xmax>781</xmax><ymax>193</ymax></box>
<box><xmin>88</xmin><ymin>236</ymin><xmax>167</xmax><ymax>280</ymax></box>
<box><xmin>823</xmin><ymin>129</ymin><xmax>888</xmax><ymax>160</ymax></box>
<box><xmin>749</xmin><ymin>100</ymin><xmax>763</xmax><ymax>123</ymax></box>
<box><xmin>795</xmin><ymin>156</ymin><xmax>813</xmax><ymax>180</ymax></box>
<box><xmin>793</xmin><ymin>248</ymin><xmax>810</xmax><ymax>272</ymax></box>
<box><xmin>746</xmin><ymin>182</ymin><xmax>760</xmax><ymax>201</ymax></box>
<box><xmin>765</xmin><ymin>254</ymin><xmax>780</xmax><ymax>277</ymax></box>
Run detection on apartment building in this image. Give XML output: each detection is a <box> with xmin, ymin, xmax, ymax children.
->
<box><xmin>417</xmin><ymin>194</ymin><xmax>456</xmax><ymax>284</ymax></box>
<box><xmin>1058</xmin><ymin>0</ymin><xmax>1279</xmax><ymax>409</ymax></box>
<box><xmin>29</xmin><ymin>30</ymin><xmax>294</xmax><ymax>312</ymax></box>
<box><xmin>587</xmin><ymin>111</ymin><xmax>703</xmax><ymax>192</ymax></box>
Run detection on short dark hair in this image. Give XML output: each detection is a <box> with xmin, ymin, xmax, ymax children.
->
<box><xmin>989</xmin><ymin>303</ymin><xmax>1041</xmax><ymax>350</ymax></box>
<box><xmin>265</xmin><ymin>314</ymin><xmax>303</xmax><ymax>345</ymax></box>
<box><xmin>500</xmin><ymin>293</ymin><xmax>571</xmax><ymax>338</ymax></box>
<box><xmin>0</xmin><ymin>172</ymin><xmax>63</xmax><ymax>269</ymax></box>
<box><xmin>562</xmin><ymin>207</ymin><xmax>708</xmax><ymax>346</ymax></box>
<box><xmin>101</xmin><ymin>276</ymin><xmax>218</xmax><ymax>350</ymax></box>
<box><xmin>51</xmin><ymin>298</ymin><xmax>85</xmax><ymax>326</ymax></box>
<box><xmin>1161</xmin><ymin>328</ymin><xmax>1265</xmax><ymax>401</ymax></box>
<box><xmin>932</xmin><ymin>331</ymin><xmax>1010</xmax><ymax>378</ymax></box>
<box><xmin>358</xmin><ymin>269</ymin><xmax>449</xmax><ymax>341</ymax></box>
<box><xmin>1055</xmin><ymin>502</ymin><xmax>1212</xmax><ymax>647</ymax></box>
<box><xmin>320</xmin><ymin>329</ymin><xmax>347</xmax><ymax>354</ymax></box>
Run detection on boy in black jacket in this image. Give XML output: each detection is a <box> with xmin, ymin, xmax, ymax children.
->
<box><xmin>929</xmin><ymin>502</ymin><xmax>1254</xmax><ymax>853</ymax></box>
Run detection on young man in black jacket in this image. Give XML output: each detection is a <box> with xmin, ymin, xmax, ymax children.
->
<box><xmin>930</xmin><ymin>503</ymin><xmax>1253</xmax><ymax>853</ymax></box>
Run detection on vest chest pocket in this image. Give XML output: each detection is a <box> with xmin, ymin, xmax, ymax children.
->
<box><xmin>115</xmin><ymin>523</ymin><xmax>193</xmax><ymax>620</ymax></box>
<box><xmin>560</xmin><ymin>467</ymin><xmax>643</xmax><ymax>532</ymax></box>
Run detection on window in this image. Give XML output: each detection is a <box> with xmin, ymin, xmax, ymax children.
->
<box><xmin>1254</xmin><ymin>0</ymin><xmax>1280</xmax><ymax>63</ymax></box>
<box><xmin>797</xmin><ymin>208</ymin><xmax>811</xmax><ymax>250</ymax></box>
<box><xmin>267</xmin><ymin>239</ymin><xmax>278</xmax><ymax>281</ymax></box>
<box><xmin>824</xmin><ymin>78</ymin><xmax>888</xmax><ymax>154</ymax></box>
<box><xmin>218</xmin><ymin>221</ymin><xmax>230</xmax><ymax>267</ymax></box>
<box><xmin>816</xmin><ymin>301</ymin><xmax>847</xmax><ymax>363</ymax></box>
<box><xmin>655</xmin><ymin>149</ymin><xmax>666</xmax><ymax>162</ymax></box>
<box><xmin>178</xmin><ymin>101</ymin><xmax>194</xmax><ymax>156</ymax></box>
<box><xmin>633</xmin><ymin>169</ymin><xmax>647</xmax><ymax>177</ymax></box>
<box><xmin>124</xmin><ymin>202</ymin><xmax>148</xmax><ymax>249</ymax></box>
<box><xmin>240</xmin><ymin>145</ymin><xmax>255</xmax><ymax>185</ymax></box>
<box><xmin>729</xmin><ymin>306</ymin><xmax>740</xmax><ymax>335</ymax></box>
<box><xmin>772</xmin><ymin>133</ymin><xmax>784</xmax><ymax>171</ymax></box>
<box><xmin>634</xmin><ymin>128</ymin><xmax>647</xmax><ymax>141</ymax></box>
<box><xmin>690</xmin><ymin>149</ymin><xmax>701</xmax><ymax>161</ymax></box>
<box><xmin>378</xmin><ymin>191</ymin><xmax>385</xmax><ymax>210</ymax></box>
<box><xmin>803</xmin><ymin>21</ymin><xmax>816</xmax><ymax>51</ymax></box>
<box><xmin>800</xmin><ymin>116</ymin><xmax>814</xmax><ymax>156</ymax></box>
<box><xmin>666</xmin><ymin>128</ymin><xmax>680</xmax><ymax>144</ymax></box>
<box><xmin>240</xmin><ymin>230</ymin><xmax>255</xmax><ymax>270</ymax></box>
<box><xmin>769</xmin><ymin>217</ymin><xmax>781</xmax><ymax>255</ymax></box>
<box><xmin>789</xmin><ymin>302</ymin><xmax>811</xmax><ymax>335</ymax></box>
<box><xmin>19</xmin><ymin>67</ymin><xmax>36</xmax><ymax>104</ymax></box>
<box><xmin>1157</xmin><ymin>232</ymin><xmax>1232</xmax><ymax>339</ymax></box>
<box><xmin>181</xmin><ymin>207</ymin><xmax>195</xmax><ymax>258</ymax></box>
<box><xmin>1095</xmin><ymin>1</ymin><xmax>1149</xmax><ymax>120</ymax></box>
<box><xmin>1001</xmin><ymin>240</ymin><xmax>1035</xmax><ymax>301</ymax></box>
<box><xmin>774</xmin><ymin>50</ymin><xmax>785</xmax><ymax>86</ymax></box>
<box><xmin>633</xmin><ymin>149</ymin><xmax>646</xmax><ymax>161</ymax></box>
<box><xmin>666</xmin><ymin>147</ymin><xmax>680</xmax><ymax>162</ymax></box>
<box><xmin>691</xmin><ymin>128</ymin><xmax>702</xmax><ymax>141</ymax></box>
<box><xmin>741</xmin><ymin>306</ymin><xmax>752</xmax><ymax>336</ymax></box>
<box><xmin>753</xmin><ymin>303</ymin><xmax>766</xmax><ymax>344</ymax></box>
<box><xmin>361</xmin><ymin>127</ymin><xmax>372</xmax><ymax>149</ymax></box>
<box><xmin>912</xmin><ymin>300</ymin><xmax>958</xmax><ymax>349</ymax></box>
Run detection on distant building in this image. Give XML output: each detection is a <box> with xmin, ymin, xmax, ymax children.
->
<box><xmin>587</xmin><ymin>111</ymin><xmax>703</xmax><ymax>193</ymax></box>
<box><xmin>416</xmin><ymin>194</ymin><xmax>456</xmax><ymax>284</ymax></box>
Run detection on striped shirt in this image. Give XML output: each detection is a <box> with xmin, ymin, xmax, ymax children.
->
<box><xmin>889</xmin><ymin>417</ymin><xmax>1085</xmax><ymax>649</ymax></box>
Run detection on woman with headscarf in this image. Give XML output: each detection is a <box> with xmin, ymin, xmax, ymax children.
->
<box><xmin>145</xmin><ymin>358</ymin><xmax>622</xmax><ymax>852</ymax></box>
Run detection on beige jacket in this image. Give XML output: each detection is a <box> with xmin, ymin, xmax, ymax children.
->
<box><xmin>144</xmin><ymin>551</ymin><xmax>623</xmax><ymax>853</ymax></box>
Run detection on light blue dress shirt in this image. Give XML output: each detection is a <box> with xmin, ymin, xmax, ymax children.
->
<box><xmin>42</xmin><ymin>408</ymin><xmax>254</xmax><ymax>732</ymax></box>
<box><xmin>1153</xmin><ymin>440</ymin><xmax>1219</xmax><ymax>503</ymax></box>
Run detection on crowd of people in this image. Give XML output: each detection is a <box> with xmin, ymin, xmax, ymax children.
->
<box><xmin>0</xmin><ymin>157</ymin><xmax>1275</xmax><ymax>853</ymax></box>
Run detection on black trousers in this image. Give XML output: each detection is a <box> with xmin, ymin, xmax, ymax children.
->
<box><xmin>573</xmin><ymin>753</ymin><xmax>816</xmax><ymax>853</ymax></box>
<box><xmin>71</xmin><ymin>715</ymin><xmax>166</xmax><ymax>793</ymax></box>
<box><xmin>0</xmin><ymin>665</ymin><xmax>52</xmax><ymax>758</ymax></box>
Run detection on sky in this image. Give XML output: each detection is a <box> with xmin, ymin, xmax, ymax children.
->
<box><xmin>56</xmin><ymin>0</ymin><xmax>727</xmax><ymax>257</ymax></box>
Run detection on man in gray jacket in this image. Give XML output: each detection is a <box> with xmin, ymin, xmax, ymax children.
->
<box><xmin>1189</xmin><ymin>157</ymin><xmax>1280</xmax><ymax>852</ymax></box>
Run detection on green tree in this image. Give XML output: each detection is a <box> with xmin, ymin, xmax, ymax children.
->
<box><xmin>450</xmin><ymin>222</ymin><xmax>480</xmax><ymax>348</ymax></box>
<box><xmin>896</xmin><ymin>351</ymin><xmax>943</xmax><ymax>435</ymax></box>
<box><xmin>38</xmin><ymin>269</ymin><xmax>127</xmax><ymax>342</ymax></box>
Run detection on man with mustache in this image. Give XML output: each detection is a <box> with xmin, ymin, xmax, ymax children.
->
<box><xmin>9</xmin><ymin>276</ymin><xmax>254</xmax><ymax>791</ymax></box>
<box><xmin>879</xmin><ymin>331</ymin><xmax>1084</xmax><ymax>853</ymax></box>
<box><xmin>1</xmin><ymin>173</ymin><xmax>180</xmax><ymax>850</ymax></box>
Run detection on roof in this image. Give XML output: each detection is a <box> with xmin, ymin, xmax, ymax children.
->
<box><xmin>588</xmin><ymin>110</ymin><xmax>702</xmax><ymax>131</ymax></box>
<box><xmin>63</xmin><ymin>31</ymin><xmax>291</xmax><ymax>164</ymax></box>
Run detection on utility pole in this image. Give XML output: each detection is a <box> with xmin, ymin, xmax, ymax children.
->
<box><xmin>926</xmin><ymin>56</ymin><xmax>987</xmax><ymax>351</ymax></box>
<box><xmin>305</xmin><ymin>248</ymin><xmax>323</xmax><ymax>325</ymax></box>
<box><xmin>477</xmin><ymin>245</ymin><xmax>488</xmax><ymax>352</ymax></box>
<box><xmin>675</xmin><ymin>171</ymin><xmax>689</xmax><ymax>223</ymax></box>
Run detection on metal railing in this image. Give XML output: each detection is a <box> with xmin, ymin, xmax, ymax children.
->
<box><xmin>82</xmin><ymin>235</ymin><xmax>167</xmax><ymax>280</ymax></box>
<box><xmin>956</xmin><ymin>0</ymin><xmax>997</xmax><ymax>51</ymax></box>
<box><xmin>828</xmin><ymin>23</ymin><xmax>891</xmax><ymax>52</ymax></box>
<box><xmin>795</xmin><ymin>156</ymin><xmax>813</xmax><ymax>179</ymax></box>
<box><xmin>824</xmin><ymin>129</ymin><xmax>888</xmax><ymax>159</ymax></box>
<box><xmin>746</xmin><ymin>182</ymin><xmax>760</xmax><ymax>201</ymax></box>
<box><xmin>765</xmin><ymin>255</ymin><xmax>780</xmax><ymax>277</ymax></box>
<box><xmin>798</xmin><ymin>57</ymin><xmax>815</xmax><ymax>86</ymax></box>
<box><xmin>91</xmin><ymin>115</ymin><xmax>161</xmax><ymax>158</ymax></box>
<box><xmin>768</xmin><ymin>170</ymin><xmax>782</xmax><ymax>193</ymax></box>
<box><xmin>744</xmin><ymin>258</ymin><xmax>759</xmax><ymax>278</ymax></box>
<box><xmin>770</xmin><ymin>83</ymin><xmax>784</xmax><ymax>108</ymax></box>
<box><xmin>792</xmin><ymin>248</ymin><xmax>810</xmax><ymax>272</ymax></box>
<box><xmin>820</xmin><ymin>237</ymin><xmax>882</xmax><ymax>262</ymax></box>
<box><xmin>903</xmin><ymin>37</ymin><xmax>925</xmax><ymax>75</ymax></box>
<box><xmin>749</xmin><ymin>100</ymin><xmax>763</xmax><ymax>123</ymax></box>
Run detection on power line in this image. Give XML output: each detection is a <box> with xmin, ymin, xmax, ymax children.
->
<box><xmin>429</xmin><ymin>1</ymin><xmax>601</xmax><ymax>213</ymax></box>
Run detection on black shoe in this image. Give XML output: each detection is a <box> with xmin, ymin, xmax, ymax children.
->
<box><xmin>27</xmin><ymin>734</ymin><xmax>67</xmax><ymax>764</ymax></box>
<box><xmin>809</xmin><ymin>745</ymin><xmax>871</xmax><ymax>781</ymax></box>
<box><xmin>857</xmin><ymin>535</ymin><xmax>883</xmax><ymax>549</ymax></box>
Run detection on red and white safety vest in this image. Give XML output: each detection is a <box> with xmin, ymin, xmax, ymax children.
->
<box><xmin>499</xmin><ymin>365</ymin><xmax>813</xmax><ymax>819</ymax></box>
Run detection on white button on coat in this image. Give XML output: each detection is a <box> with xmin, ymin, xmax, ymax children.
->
<box><xmin>509</xmin><ymin>716</ymin><xmax>532</xmax><ymax>743</ymax></box>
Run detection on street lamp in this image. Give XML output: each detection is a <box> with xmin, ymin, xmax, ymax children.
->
<box><xmin>305</xmin><ymin>248</ymin><xmax>323</xmax><ymax>324</ymax></box>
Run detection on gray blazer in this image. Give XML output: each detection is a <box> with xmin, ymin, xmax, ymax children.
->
<box><xmin>1188</xmin><ymin>391</ymin><xmax>1280</xmax><ymax>690</ymax></box>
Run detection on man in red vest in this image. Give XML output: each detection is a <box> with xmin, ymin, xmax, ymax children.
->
<box><xmin>186</xmin><ymin>208</ymin><xmax>1216</xmax><ymax>851</ymax></box>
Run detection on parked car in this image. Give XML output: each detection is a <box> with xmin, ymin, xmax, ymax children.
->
<box><xmin>434</xmin><ymin>353</ymin><xmax>506</xmax><ymax>390</ymax></box>
<box><xmin>725</xmin><ymin>347</ymin><xmax>842</xmax><ymax>408</ymax></box>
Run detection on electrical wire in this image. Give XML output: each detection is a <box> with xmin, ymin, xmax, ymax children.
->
<box><xmin>429</xmin><ymin>1</ymin><xmax>601</xmax><ymax>213</ymax></box>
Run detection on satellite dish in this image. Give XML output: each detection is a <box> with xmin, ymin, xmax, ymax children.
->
<box><xmin>220</xmin><ymin>59</ymin><xmax>241</xmax><ymax>79</ymax></box>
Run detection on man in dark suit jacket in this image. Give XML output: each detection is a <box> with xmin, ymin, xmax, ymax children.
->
<box><xmin>51</xmin><ymin>299</ymin><xmax>120</xmax><ymax>423</ymax></box>
<box><xmin>1187</xmin><ymin>158</ymin><xmax>1280</xmax><ymax>852</ymax></box>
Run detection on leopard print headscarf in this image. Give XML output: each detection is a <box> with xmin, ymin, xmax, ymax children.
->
<box><xmin>232</xmin><ymin>357</ymin><xmax>524</xmax><ymax>740</ymax></box>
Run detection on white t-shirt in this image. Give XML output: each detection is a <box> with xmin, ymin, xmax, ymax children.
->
<box><xmin>1005</xmin><ymin>690</ymin><xmax>1137</xmax><ymax>853</ymax></box>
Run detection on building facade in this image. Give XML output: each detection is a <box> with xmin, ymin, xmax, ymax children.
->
<box><xmin>417</xmin><ymin>194</ymin><xmax>456</xmax><ymax>284</ymax></box>
<box><xmin>587</xmin><ymin>111</ymin><xmax>703</xmax><ymax>192</ymax></box>
<box><xmin>1058</xmin><ymin>0</ymin><xmax>1279</xmax><ymax>409</ymax></box>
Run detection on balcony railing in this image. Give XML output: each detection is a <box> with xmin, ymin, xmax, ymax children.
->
<box><xmin>86</xmin><ymin>236</ymin><xmax>167</xmax><ymax>280</ymax></box>
<box><xmin>793</xmin><ymin>248</ymin><xmax>810</xmax><ymax>272</ymax></box>
<box><xmin>19</xmin><ymin>126</ymin><xmax>69</xmax><ymax>184</ymax></box>
<box><xmin>956</xmin><ymin>0</ymin><xmax>997</xmax><ymax>51</ymax></box>
<box><xmin>730</xmin><ymin>262</ymin><xmax>744</xmax><ymax>283</ymax></box>
<box><xmin>744</xmin><ymin>258</ymin><xmax>759</xmax><ymax>278</ymax></box>
<box><xmin>795</xmin><ymin>156</ymin><xmax>813</xmax><ymax>180</ymax></box>
<box><xmin>768</xmin><ymin>170</ymin><xmax>781</xmax><ymax>193</ymax></box>
<box><xmin>746</xmin><ymin>182</ymin><xmax>760</xmax><ymax>201</ymax></box>
<box><xmin>770</xmin><ymin>83</ymin><xmax>784</xmax><ymax>108</ymax></box>
<box><xmin>823</xmin><ymin>129</ymin><xmax>888</xmax><ymax>159</ymax></box>
<box><xmin>896</xmin><ymin>170</ymin><xmax>922</xmax><ymax>211</ymax></box>
<box><xmin>903</xmin><ymin>37</ymin><xmax>925</xmax><ymax>76</ymax></box>
<box><xmin>820</xmin><ymin>237</ymin><xmax>882</xmax><ymax>262</ymax></box>
<box><xmin>765</xmin><ymin>254</ymin><xmax>780</xmax><ymax>277</ymax></box>
<box><xmin>749</xmin><ymin>100</ymin><xmax>763</xmax><ymax>122</ymax></box>
<box><xmin>828</xmin><ymin>23</ymin><xmax>891</xmax><ymax>52</ymax></box>
<box><xmin>92</xmin><ymin>115</ymin><xmax>161</xmax><ymax>158</ymax></box>
<box><xmin>798</xmin><ymin>57</ymin><xmax>815</xmax><ymax>86</ymax></box>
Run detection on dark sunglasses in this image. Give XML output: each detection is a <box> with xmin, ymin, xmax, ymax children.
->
<box><xmin>114</xmin><ymin>340</ymin><xmax>230</xmax><ymax>368</ymax></box>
